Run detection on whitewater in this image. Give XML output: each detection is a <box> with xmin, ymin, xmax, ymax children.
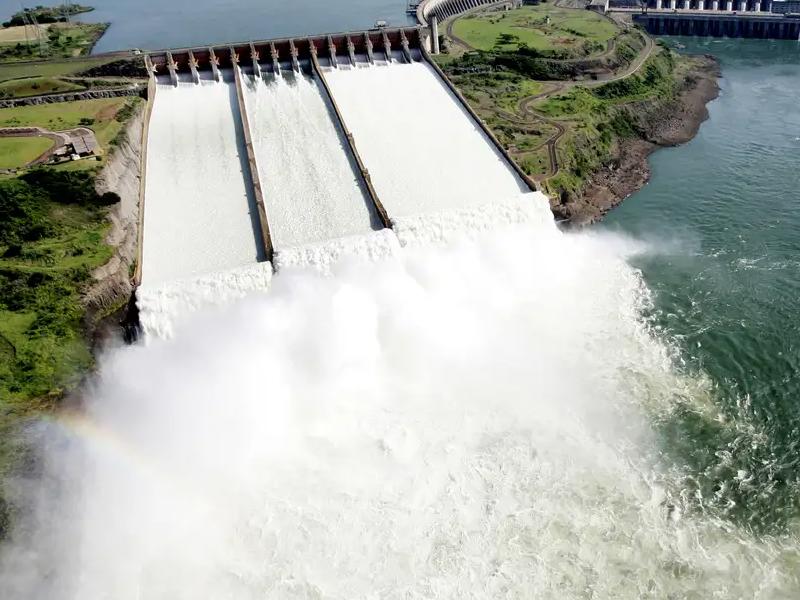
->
<box><xmin>2</xmin><ymin>55</ymin><xmax>799</xmax><ymax>598</ymax></box>
<box><xmin>1</xmin><ymin>192</ymin><xmax>798</xmax><ymax>598</ymax></box>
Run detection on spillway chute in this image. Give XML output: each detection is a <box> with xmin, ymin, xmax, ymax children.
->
<box><xmin>135</xmin><ymin>27</ymin><xmax>545</xmax><ymax>338</ymax></box>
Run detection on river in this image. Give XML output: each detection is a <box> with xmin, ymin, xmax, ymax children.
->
<box><xmin>602</xmin><ymin>37</ymin><xmax>800</xmax><ymax>536</ymax></box>
<box><xmin>0</xmin><ymin>0</ymin><xmax>413</xmax><ymax>53</ymax></box>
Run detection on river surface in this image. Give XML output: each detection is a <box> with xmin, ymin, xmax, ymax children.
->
<box><xmin>602</xmin><ymin>38</ymin><xmax>800</xmax><ymax>534</ymax></box>
<box><xmin>0</xmin><ymin>0</ymin><xmax>414</xmax><ymax>53</ymax></box>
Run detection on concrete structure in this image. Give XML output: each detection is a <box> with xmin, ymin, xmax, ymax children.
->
<box><xmin>633</xmin><ymin>11</ymin><xmax>800</xmax><ymax>38</ymax></box>
<box><xmin>607</xmin><ymin>0</ymin><xmax>782</xmax><ymax>10</ymax></box>
<box><xmin>148</xmin><ymin>30</ymin><xmax>429</xmax><ymax>82</ymax></box>
<box><xmin>418</xmin><ymin>0</ymin><xmax>518</xmax><ymax>25</ymax></box>
<box><xmin>140</xmin><ymin>27</ymin><xmax>538</xmax><ymax>288</ymax></box>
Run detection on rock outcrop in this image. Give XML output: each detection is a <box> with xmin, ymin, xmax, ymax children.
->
<box><xmin>85</xmin><ymin>106</ymin><xmax>143</xmax><ymax>325</ymax></box>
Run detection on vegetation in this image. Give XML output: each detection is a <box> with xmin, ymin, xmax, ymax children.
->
<box><xmin>3</xmin><ymin>5</ymin><xmax>94</xmax><ymax>28</ymax></box>
<box><xmin>452</xmin><ymin>4</ymin><xmax>617</xmax><ymax>56</ymax></box>
<box><xmin>0</xmin><ymin>76</ymin><xmax>84</xmax><ymax>99</ymax></box>
<box><xmin>0</xmin><ymin>56</ymin><xmax>115</xmax><ymax>81</ymax></box>
<box><xmin>438</xmin><ymin>0</ymin><xmax>684</xmax><ymax>200</ymax></box>
<box><xmin>443</xmin><ymin>30</ymin><xmax>643</xmax><ymax>82</ymax></box>
<box><xmin>538</xmin><ymin>48</ymin><xmax>678</xmax><ymax>197</ymax></box>
<box><xmin>0</xmin><ymin>21</ymin><xmax>108</xmax><ymax>61</ymax></box>
<box><xmin>0</xmin><ymin>3</ymin><xmax>141</xmax><ymax>537</ymax></box>
<box><xmin>0</xmin><ymin>97</ymin><xmax>141</xmax><ymax>169</ymax></box>
<box><xmin>0</xmin><ymin>88</ymin><xmax>142</xmax><ymax>537</ymax></box>
<box><xmin>0</xmin><ymin>137</ymin><xmax>52</xmax><ymax>169</ymax></box>
<box><xmin>0</xmin><ymin>168</ymin><xmax>119</xmax><ymax>531</ymax></box>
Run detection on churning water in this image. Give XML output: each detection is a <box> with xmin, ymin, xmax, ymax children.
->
<box><xmin>2</xmin><ymin>39</ymin><xmax>800</xmax><ymax>599</ymax></box>
<box><xmin>1</xmin><ymin>193</ymin><xmax>799</xmax><ymax>598</ymax></box>
<box><xmin>142</xmin><ymin>70</ymin><xmax>263</xmax><ymax>285</ymax></box>
<box><xmin>243</xmin><ymin>70</ymin><xmax>381</xmax><ymax>249</ymax></box>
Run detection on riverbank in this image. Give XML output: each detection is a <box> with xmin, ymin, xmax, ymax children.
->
<box><xmin>433</xmin><ymin>2</ymin><xmax>721</xmax><ymax>225</ymax></box>
<box><xmin>560</xmin><ymin>53</ymin><xmax>720</xmax><ymax>224</ymax></box>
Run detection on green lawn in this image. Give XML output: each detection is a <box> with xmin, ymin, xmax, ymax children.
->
<box><xmin>452</xmin><ymin>5</ymin><xmax>618</xmax><ymax>54</ymax></box>
<box><xmin>0</xmin><ymin>97</ymin><xmax>133</xmax><ymax>155</ymax></box>
<box><xmin>0</xmin><ymin>76</ymin><xmax>85</xmax><ymax>98</ymax></box>
<box><xmin>0</xmin><ymin>22</ymin><xmax>108</xmax><ymax>62</ymax></box>
<box><xmin>0</xmin><ymin>137</ymin><xmax>53</xmax><ymax>169</ymax></box>
<box><xmin>0</xmin><ymin>57</ymin><xmax>112</xmax><ymax>82</ymax></box>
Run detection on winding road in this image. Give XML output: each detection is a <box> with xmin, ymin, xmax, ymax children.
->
<box><xmin>439</xmin><ymin>2</ymin><xmax>656</xmax><ymax>180</ymax></box>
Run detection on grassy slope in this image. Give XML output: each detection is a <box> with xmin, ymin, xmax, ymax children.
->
<box><xmin>537</xmin><ymin>47</ymin><xmax>678</xmax><ymax>196</ymax></box>
<box><xmin>0</xmin><ymin>76</ymin><xmax>85</xmax><ymax>98</ymax></box>
<box><xmin>0</xmin><ymin>22</ymin><xmax>108</xmax><ymax>62</ymax></box>
<box><xmin>452</xmin><ymin>4</ymin><xmax>617</xmax><ymax>53</ymax></box>
<box><xmin>0</xmin><ymin>57</ymin><xmax>113</xmax><ymax>81</ymax></box>
<box><xmin>0</xmin><ymin>24</ymin><xmax>48</xmax><ymax>44</ymax></box>
<box><xmin>0</xmin><ymin>97</ymin><xmax>138</xmax><ymax>170</ymax></box>
<box><xmin>444</xmin><ymin>69</ymin><xmax>557</xmax><ymax>175</ymax></box>
<box><xmin>0</xmin><ymin>137</ymin><xmax>52</xmax><ymax>168</ymax></box>
<box><xmin>0</xmin><ymin>170</ymin><xmax>118</xmax><ymax>526</ymax></box>
<box><xmin>0</xmin><ymin>91</ymin><xmax>143</xmax><ymax>528</ymax></box>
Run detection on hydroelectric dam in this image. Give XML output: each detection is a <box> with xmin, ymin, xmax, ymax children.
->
<box><xmin>134</xmin><ymin>26</ymin><xmax>548</xmax><ymax>337</ymax></box>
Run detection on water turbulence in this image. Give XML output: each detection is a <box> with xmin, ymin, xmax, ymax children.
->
<box><xmin>324</xmin><ymin>58</ymin><xmax>529</xmax><ymax>219</ymax></box>
<box><xmin>138</xmin><ymin>70</ymin><xmax>272</xmax><ymax>338</ymax></box>
<box><xmin>2</xmin><ymin>45</ymin><xmax>800</xmax><ymax>600</ymax></box>
<box><xmin>142</xmin><ymin>70</ymin><xmax>263</xmax><ymax>285</ymax></box>
<box><xmin>243</xmin><ymin>69</ymin><xmax>381</xmax><ymax>248</ymax></box>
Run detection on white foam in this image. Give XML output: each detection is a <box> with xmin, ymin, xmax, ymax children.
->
<box><xmin>4</xmin><ymin>223</ymin><xmax>796</xmax><ymax>598</ymax></box>
<box><xmin>393</xmin><ymin>191</ymin><xmax>555</xmax><ymax>247</ymax></box>
<box><xmin>243</xmin><ymin>71</ymin><xmax>381</xmax><ymax>248</ymax></box>
<box><xmin>136</xmin><ymin>262</ymin><xmax>273</xmax><ymax>339</ymax></box>
<box><xmin>142</xmin><ymin>71</ymin><xmax>262</xmax><ymax>285</ymax></box>
<box><xmin>274</xmin><ymin>228</ymin><xmax>401</xmax><ymax>274</ymax></box>
<box><xmin>325</xmin><ymin>60</ymin><xmax>529</xmax><ymax>219</ymax></box>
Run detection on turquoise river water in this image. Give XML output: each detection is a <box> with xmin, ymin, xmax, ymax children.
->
<box><xmin>602</xmin><ymin>38</ymin><xmax>800</xmax><ymax>537</ymax></box>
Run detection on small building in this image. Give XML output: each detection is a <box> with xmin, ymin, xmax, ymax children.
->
<box><xmin>69</xmin><ymin>134</ymin><xmax>97</xmax><ymax>157</ymax></box>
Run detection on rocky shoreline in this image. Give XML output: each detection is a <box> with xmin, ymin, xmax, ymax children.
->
<box><xmin>557</xmin><ymin>54</ymin><xmax>721</xmax><ymax>225</ymax></box>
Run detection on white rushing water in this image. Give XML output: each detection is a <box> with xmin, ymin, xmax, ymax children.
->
<box><xmin>2</xmin><ymin>193</ymin><xmax>798</xmax><ymax>598</ymax></box>
<box><xmin>3</xmin><ymin>53</ymin><xmax>799</xmax><ymax>598</ymax></box>
<box><xmin>324</xmin><ymin>60</ymin><xmax>528</xmax><ymax>218</ymax></box>
<box><xmin>142</xmin><ymin>71</ymin><xmax>262</xmax><ymax>285</ymax></box>
<box><xmin>243</xmin><ymin>70</ymin><xmax>381</xmax><ymax>249</ymax></box>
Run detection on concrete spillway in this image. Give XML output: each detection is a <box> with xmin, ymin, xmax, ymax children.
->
<box><xmin>142</xmin><ymin>70</ymin><xmax>262</xmax><ymax>285</ymax></box>
<box><xmin>242</xmin><ymin>71</ymin><xmax>381</xmax><ymax>249</ymax></box>
<box><xmin>136</xmin><ymin>29</ymin><xmax>542</xmax><ymax>335</ymax></box>
<box><xmin>324</xmin><ymin>59</ymin><xmax>528</xmax><ymax>219</ymax></box>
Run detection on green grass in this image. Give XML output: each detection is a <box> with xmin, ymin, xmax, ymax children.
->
<box><xmin>536</xmin><ymin>49</ymin><xmax>678</xmax><ymax>195</ymax></box>
<box><xmin>0</xmin><ymin>76</ymin><xmax>85</xmax><ymax>98</ymax></box>
<box><xmin>0</xmin><ymin>57</ymin><xmax>113</xmax><ymax>82</ymax></box>
<box><xmin>452</xmin><ymin>4</ymin><xmax>617</xmax><ymax>54</ymax></box>
<box><xmin>0</xmin><ymin>137</ymin><xmax>53</xmax><ymax>169</ymax></box>
<box><xmin>0</xmin><ymin>171</ymin><xmax>117</xmax><ymax>499</ymax></box>
<box><xmin>0</xmin><ymin>97</ymin><xmax>137</xmax><ymax>168</ymax></box>
<box><xmin>0</xmin><ymin>98</ymin><xmax>127</xmax><ymax>130</ymax></box>
<box><xmin>0</xmin><ymin>22</ymin><xmax>108</xmax><ymax>61</ymax></box>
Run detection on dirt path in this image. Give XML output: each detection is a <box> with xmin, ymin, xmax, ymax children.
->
<box><xmin>442</xmin><ymin>1</ymin><xmax>657</xmax><ymax>181</ymax></box>
<box><xmin>0</xmin><ymin>125</ymin><xmax>99</xmax><ymax>168</ymax></box>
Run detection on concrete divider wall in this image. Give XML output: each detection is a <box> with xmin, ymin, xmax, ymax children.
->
<box><xmin>309</xmin><ymin>52</ymin><xmax>393</xmax><ymax>229</ymax></box>
<box><xmin>133</xmin><ymin>73</ymin><xmax>157</xmax><ymax>285</ymax></box>
<box><xmin>231</xmin><ymin>62</ymin><xmax>275</xmax><ymax>263</ymax></box>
